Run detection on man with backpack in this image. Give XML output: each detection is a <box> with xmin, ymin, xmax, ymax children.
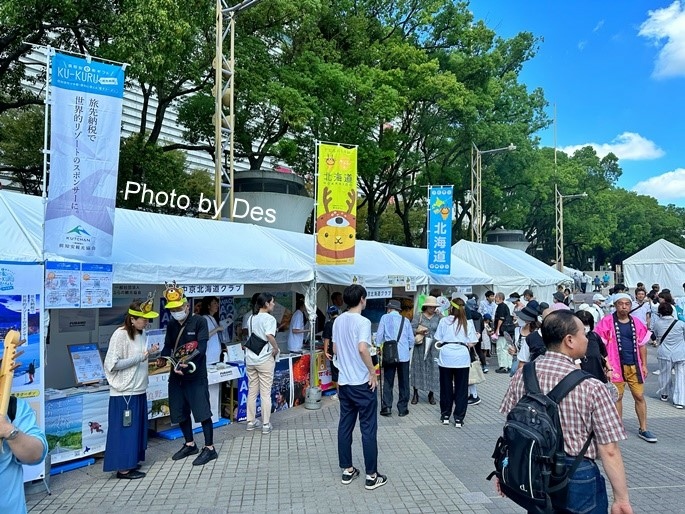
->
<box><xmin>1</xmin><ymin>395</ymin><xmax>48</xmax><ymax>514</ymax></box>
<box><xmin>493</xmin><ymin>310</ymin><xmax>633</xmax><ymax>514</ymax></box>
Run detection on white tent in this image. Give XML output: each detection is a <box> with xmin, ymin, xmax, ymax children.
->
<box><xmin>624</xmin><ymin>239</ymin><xmax>685</xmax><ymax>293</ymax></box>
<box><xmin>383</xmin><ymin>243</ymin><xmax>493</xmax><ymax>288</ymax></box>
<box><xmin>0</xmin><ymin>191</ymin><xmax>315</xmax><ymax>286</ymax></box>
<box><xmin>263</xmin><ymin>228</ymin><xmax>429</xmax><ymax>288</ymax></box>
<box><xmin>452</xmin><ymin>240</ymin><xmax>569</xmax><ymax>303</ymax></box>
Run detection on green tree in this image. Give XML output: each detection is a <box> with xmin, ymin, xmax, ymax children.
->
<box><xmin>0</xmin><ymin>105</ymin><xmax>44</xmax><ymax>193</ymax></box>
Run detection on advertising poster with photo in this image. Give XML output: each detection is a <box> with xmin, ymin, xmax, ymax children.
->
<box><xmin>0</xmin><ymin>261</ymin><xmax>45</xmax><ymax>481</ymax></box>
<box><xmin>80</xmin><ymin>263</ymin><xmax>113</xmax><ymax>308</ymax></box>
<box><xmin>271</xmin><ymin>358</ymin><xmax>291</xmax><ymax>413</ymax></box>
<box><xmin>291</xmin><ymin>354</ymin><xmax>311</xmax><ymax>407</ymax></box>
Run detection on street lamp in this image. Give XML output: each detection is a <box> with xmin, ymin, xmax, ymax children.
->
<box><xmin>555</xmin><ymin>186</ymin><xmax>587</xmax><ymax>271</ymax></box>
<box><xmin>214</xmin><ymin>0</ymin><xmax>264</xmax><ymax>221</ymax></box>
<box><xmin>470</xmin><ymin>142</ymin><xmax>516</xmax><ymax>243</ymax></box>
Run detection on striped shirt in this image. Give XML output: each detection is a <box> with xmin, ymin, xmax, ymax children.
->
<box><xmin>500</xmin><ymin>351</ymin><xmax>626</xmax><ymax>459</ymax></box>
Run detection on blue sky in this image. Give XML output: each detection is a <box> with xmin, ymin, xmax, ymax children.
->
<box><xmin>469</xmin><ymin>0</ymin><xmax>685</xmax><ymax>206</ymax></box>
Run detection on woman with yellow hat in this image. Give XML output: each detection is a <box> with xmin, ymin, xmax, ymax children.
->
<box><xmin>103</xmin><ymin>296</ymin><xmax>159</xmax><ymax>479</ymax></box>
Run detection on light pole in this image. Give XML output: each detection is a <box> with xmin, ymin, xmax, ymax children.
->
<box><xmin>470</xmin><ymin>142</ymin><xmax>516</xmax><ymax>243</ymax></box>
<box><xmin>214</xmin><ymin>0</ymin><xmax>264</xmax><ymax>221</ymax></box>
<box><xmin>555</xmin><ymin>186</ymin><xmax>587</xmax><ymax>271</ymax></box>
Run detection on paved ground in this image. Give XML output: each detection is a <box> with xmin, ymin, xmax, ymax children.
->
<box><xmin>26</xmin><ymin>344</ymin><xmax>685</xmax><ymax>514</ymax></box>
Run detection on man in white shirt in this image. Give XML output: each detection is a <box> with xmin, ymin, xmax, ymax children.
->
<box><xmin>630</xmin><ymin>288</ymin><xmax>651</xmax><ymax>327</ymax></box>
<box><xmin>584</xmin><ymin>294</ymin><xmax>606</xmax><ymax>324</ymax></box>
<box><xmin>479</xmin><ymin>290</ymin><xmax>497</xmax><ymax>320</ymax></box>
<box><xmin>287</xmin><ymin>298</ymin><xmax>308</xmax><ymax>352</ymax></box>
<box><xmin>333</xmin><ymin>284</ymin><xmax>387</xmax><ymax>491</ymax></box>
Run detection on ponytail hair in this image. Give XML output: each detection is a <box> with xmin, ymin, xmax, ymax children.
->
<box><xmin>448</xmin><ymin>297</ymin><xmax>468</xmax><ymax>333</ymax></box>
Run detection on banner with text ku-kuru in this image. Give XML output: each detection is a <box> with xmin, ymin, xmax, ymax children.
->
<box><xmin>316</xmin><ymin>143</ymin><xmax>358</xmax><ymax>265</ymax></box>
<box><xmin>45</xmin><ymin>53</ymin><xmax>125</xmax><ymax>259</ymax></box>
<box><xmin>427</xmin><ymin>186</ymin><xmax>453</xmax><ymax>274</ymax></box>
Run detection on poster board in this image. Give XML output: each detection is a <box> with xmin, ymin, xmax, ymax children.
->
<box><xmin>67</xmin><ymin>343</ymin><xmax>106</xmax><ymax>385</ymax></box>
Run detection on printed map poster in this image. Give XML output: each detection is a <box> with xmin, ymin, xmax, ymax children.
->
<box><xmin>45</xmin><ymin>261</ymin><xmax>81</xmax><ymax>308</ymax></box>
<box><xmin>427</xmin><ymin>186</ymin><xmax>453</xmax><ymax>275</ymax></box>
<box><xmin>316</xmin><ymin>143</ymin><xmax>358</xmax><ymax>265</ymax></box>
<box><xmin>80</xmin><ymin>263</ymin><xmax>113</xmax><ymax>308</ymax></box>
<box><xmin>45</xmin><ymin>52</ymin><xmax>125</xmax><ymax>259</ymax></box>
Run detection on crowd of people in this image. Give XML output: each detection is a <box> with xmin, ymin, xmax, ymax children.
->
<box><xmin>6</xmin><ymin>274</ymin><xmax>685</xmax><ymax>513</ymax></box>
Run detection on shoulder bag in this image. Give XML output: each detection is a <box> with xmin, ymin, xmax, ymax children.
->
<box><xmin>658</xmin><ymin>319</ymin><xmax>678</xmax><ymax>345</ymax></box>
<box><xmin>382</xmin><ymin>318</ymin><xmax>405</xmax><ymax>366</ymax></box>
<box><xmin>244</xmin><ymin>316</ymin><xmax>269</xmax><ymax>355</ymax></box>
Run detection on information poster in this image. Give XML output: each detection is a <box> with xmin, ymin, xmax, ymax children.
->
<box><xmin>145</xmin><ymin>328</ymin><xmax>166</xmax><ymax>351</ymax></box>
<box><xmin>80</xmin><ymin>263</ymin><xmax>113</xmax><ymax>308</ymax></box>
<box><xmin>45</xmin><ymin>261</ymin><xmax>81</xmax><ymax>308</ymax></box>
<box><xmin>67</xmin><ymin>343</ymin><xmax>106</xmax><ymax>384</ymax></box>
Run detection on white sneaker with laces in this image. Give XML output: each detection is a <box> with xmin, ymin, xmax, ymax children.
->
<box><xmin>246</xmin><ymin>420</ymin><xmax>262</xmax><ymax>431</ymax></box>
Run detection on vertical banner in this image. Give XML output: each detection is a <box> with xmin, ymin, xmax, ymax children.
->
<box><xmin>45</xmin><ymin>52</ymin><xmax>125</xmax><ymax>259</ymax></box>
<box><xmin>0</xmin><ymin>261</ymin><xmax>45</xmax><ymax>481</ymax></box>
<box><xmin>427</xmin><ymin>186</ymin><xmax>453</xmax><ymax>275</ymax></box>
<box><xmin>316</xmin><ymin>143</ymin><xmax>358</xmax><ymax>265</ymax></box>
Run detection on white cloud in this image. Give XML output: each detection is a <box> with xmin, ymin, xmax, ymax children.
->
<box><xmin>593</xmin><ymin>20</ymin><xmax>605</xmax><ymax>32</ymax></box>
<box><xmin>638</xmin><ymin>1</ymin><xmax>685</xmax><ymax>78</ymax></box>
<box><xmin>559</xmin><ymin>132</ymin><xmax>664</xmax><ymax>161</ymax></box>
<box><xmin>633</xmin><ymin>168</ymin><xmax>685</xmax><ymax>201</ymax></box>
<box><xmin>577</xmin><ymin>40</ymin><xmax>588</xmax><ymax>51</ymax></box>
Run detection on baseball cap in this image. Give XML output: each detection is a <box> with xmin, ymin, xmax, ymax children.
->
<box><xmin>592</xmin><ymin>293</ymin><xmax>606</xmax><ymax>302</ymax></box>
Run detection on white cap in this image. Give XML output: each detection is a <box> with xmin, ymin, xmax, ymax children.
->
<box><xmin>592</xmin><ymin>293</ymin><xmax>606</xmax><ymax>302</ymax></box>
<box><xmin>451</xmin><ymin>292</ymin><xmax>467</xmax><ymax>302</ymax></box>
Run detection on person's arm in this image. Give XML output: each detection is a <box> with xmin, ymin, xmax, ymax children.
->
<box><xmin>404</xmin><ymin>318</ymin><xmax>414</xmax><ymax>351</ymax></box>
<box><xmin>358</xmin><ymin>341</ymin><xmax>377</xmax><ymax>390</ymax></box>
<box><xmin>0</xmin><ymin>404</ymin><xmax>47</xmax><ymax>464</ymax></box>
<box><xmin>597</xmin><ymin>442</ymin><xmax>633</xmax><ymax>514</ymax></box>
<box><xmin>323</xmin><ymin>337</ymin><xmax>332</xmax><ymax>358</ymax></box>
<box><xmin>266</xmin><ymin>315</ymin><xmax>279</xmax><ymax>356</ymax></box>
<box><xmin>639</xmin><ymin>344</ymin><xmax>648</xmax><ymax>378</ymax></box>
<box><xmin>376</xmin><ymin>316</ymin><xmax>386</xmax><ymax>343</ymax></box>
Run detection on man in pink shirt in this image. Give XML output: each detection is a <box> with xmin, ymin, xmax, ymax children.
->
<box><xmin>595</xmin><ymin>293</ymin><xmax>656</xmax><ymax>443</ymax></box>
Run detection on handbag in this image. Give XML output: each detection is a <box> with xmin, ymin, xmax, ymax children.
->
<box><xmin>244</xmin><ymin>317</ymin><xmax>269</xmax><ymax>355</ymax></box>
<box><xmin>382</xmin><ymin>318</ymin><xmax>405</xmax><ymax>366</ymax></box>
<box><xmin>414</xmin><ymin>321</ymin><xmax>428</xmax><ymax>345</ymax></box>
<box><xmin>468</xmin><ymin>360</ymin><xmax>486</xmax><ymax>385</ymax></box>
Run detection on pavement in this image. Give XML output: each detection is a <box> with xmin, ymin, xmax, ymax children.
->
<box><xmin>26</xmin><ymin>342</ymin><xmax>685</xmax><ymax>514</ymax></box>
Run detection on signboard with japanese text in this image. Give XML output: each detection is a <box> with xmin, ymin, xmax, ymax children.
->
<box><xmin>45</xmin><ymin>261</ymin><xmax>81</xmax><ymax>309</ymax></box>
<box><xmin>427</xmin><ymin>186</ymin><xmax>453</xmax><ymax>275</ymax></box>
<box><xmin>44</xmin><ymin>52</ymin><xmax>125</xmax><ymax>259</ymax></box>
<box><xmin>80</xmin><ymin>263</ymin><xmax>113</xmax><ymax>308</ymax></box>
<box><xmin>316</xmin><ymin>142</ymin><xmax>358</xmax><ymax>265</ymax></box>
<box><xmin>366</xmin><ymin>288</ymin><xmax>393</xmax><ymax>299</ymax></box>
<box><xmin>183</xmin><ymin>284</ymin><xmax>244</xmax><ymax>297</ymax></box>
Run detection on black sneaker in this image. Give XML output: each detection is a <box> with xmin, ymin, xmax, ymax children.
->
<box><xmin>172</xmin><ymin>443</ymin><xmax>198</xmax><ymax>461</ymax></box>
<box><xmin>467</xmin><ymin>395</ymin><xmax>481</xmax><ymax>405</ymax></box>
<box><xmin>341</xmin><ymin>467</ymin><xmax>360</xmax><ymax>485</ymax></box>
<box><xmin>192</xmin><ymin>446</ymin><xmax>218</xmax><ymax>466</ymax></box>
<box><xmin>116</xmin><ymin>469</ymin><xmax>145</xmax><ymax>480</ymax></box>
<box><xmin>365</xmin><ymin>473</ymin><xmax>388</xmax><ymax>490</ymax></box>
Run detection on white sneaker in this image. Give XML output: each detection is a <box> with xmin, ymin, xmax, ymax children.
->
<box><xmin>331</xmin><ymin>393</ymin><xmax>339</xmax><ymax>401</ymax></box>
<box><xmin>246</xmin><ymin>420</ymin><xmax>262</xmax><ymax>431</ymax></box>
<box><xmin>261</xmin><ymin>423</ymin><xmax>273</xmax><ymax>434</ymax></box>
<box><xmin>652</xmin><ymin>370</ymin><xmax>661</xmax><ymax>375</ymax></box>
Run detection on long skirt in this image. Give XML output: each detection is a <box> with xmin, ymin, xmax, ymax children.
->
<box><xmin>411</xmin><ymin>342</ymin><xmax>439</xmax><ymax>393</ymax></box>
<box><xmin>103</xmin><ymin>393</ymin><xmax>148</xmax><ymax>472</ymax></box>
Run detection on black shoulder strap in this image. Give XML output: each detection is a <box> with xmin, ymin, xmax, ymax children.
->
<box><xmin>522</xmin><ymin>361</ymin><xmax>541</xmax><ymax>394</ymax></box>
<box><xmin>659</xmin><ymin>320</ymin><xmax>678</xmax><ymax>344</ymax></box>
<box><xmin>547</xmin><ymin>369</ymin><xmax>593</xmax><ymax>404</ymax></box>
<box><xmin>397</xmin><ymin>317</ymin><xmax>405</xmax><ymax>340</ymax></box>
<box><xmin>8</xmin><ymin>395</ymin><xmax>17</xmax><ymax>422</ymax></box>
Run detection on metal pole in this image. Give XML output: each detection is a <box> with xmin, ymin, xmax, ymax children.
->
<box><xmin>228</xmin><ymin>12</ymin><xmax>236</xmax><ymax>221</ymax></box>
<box><xmin>470</xmin><ymin>144</ymin><xmax>475</xmax><ymax>242</ymax></box>
<box><xmin>213</xmin><ymin>0</ymin><xmax>223</xmax><ymax>219</ymax></box>
<box><xmin>476</xmin><ymin>151</ymin><xmax>482</xmax><ymax>243</ymax></box>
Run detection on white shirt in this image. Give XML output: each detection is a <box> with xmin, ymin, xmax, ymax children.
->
<box><xmin>204</xmin><ymin>315</ymin><xmax>222</xmax><ymax>364</ymax></box>
<box><xmin>630</xmin><ymin>301</ymin><xmax>651</xmax><ymax>326</ymax></box>
<box><xmin>287</xmin><ymin>309</ymin><xmax>307</xmax><ymax>352</ymax></box>
<box><xmin>245</xmin><ymin>312</ymin><xmax>277</xmax><ymax>366</ymax></box>
<box><xmin>434</xmin><ymin>317</ymin><xmax>477</xmax><ymax>368</ymax></box>
<box><xmin>332</xmin><ymin>312</ymin><xmax>372</xmax><ymax>386</ymax></box>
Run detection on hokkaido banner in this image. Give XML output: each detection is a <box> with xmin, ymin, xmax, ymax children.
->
<box><xmin>316</xmin><ymin>143</ymin><xmax>358</xmax><ymax>265</ymax></box>
<box><xmin>45</xmin><ymin>53</ymin><xmax>125</xmax><ymax>259</ymax></box>
<box><xmin>427</xmin><ymin>186</ymin><xmax>453</xmax><ymax>274</ymax></box>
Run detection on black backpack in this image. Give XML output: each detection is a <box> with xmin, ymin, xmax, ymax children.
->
<box><xmin>487</xmin><ymin>362</ymin><xmax>595</xmax><ymax>514</ymax></box>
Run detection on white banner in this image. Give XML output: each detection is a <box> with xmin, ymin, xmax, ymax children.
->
<box><xmin>44</xmin><ymin>52</ymin><xmax>125</xmax><ymax>258</ymax></box>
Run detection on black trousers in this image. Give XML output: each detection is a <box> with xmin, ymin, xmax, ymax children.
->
<box><xmin>382</xmin><ymin>361</ymin><xmax>410</xmax><ymax>413</ymax></box>
<box><xmin>438</xmin><ymin>366</ymin><xmax>469</xmax><ymax>422</ymax></box>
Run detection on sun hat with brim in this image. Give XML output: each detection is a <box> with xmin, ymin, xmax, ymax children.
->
<box><xmin>386</xmin><ymin>299</ymin><xmax>402</xmax><ymax>311</ymax></box>
<box><xmin>128</xmin><ymin>292</ymin><xmax>159</xmax><ymax>318</ymax></box>
<box><xmin>517</xmin><ymin>305</ymin><xmax>539</xmax><ymax>323</ymax></box>
<box><xmin>422</xmin><ymin>296</ymin><xmax>440</xmax><ymax>307</ymax></box>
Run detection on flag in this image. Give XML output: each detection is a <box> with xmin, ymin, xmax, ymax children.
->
<box><xmin>427</xmin><ymin>186</ymin><xmax>453</xmax><ymax>274</ymax></box>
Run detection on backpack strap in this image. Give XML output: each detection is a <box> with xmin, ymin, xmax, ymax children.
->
<box><xmin>522</xmin><ymin>361</ymin><xmax>541</xmax><ymax>394</ymax></box>
<box><xmin>547</xmin><ymin>369</ymin><xmax>593</xmax><ymax>404</ymax></box>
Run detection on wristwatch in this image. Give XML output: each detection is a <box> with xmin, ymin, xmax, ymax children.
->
<box><xmin>6</xmin><ymin>427</ymin><xmax>19</xmax><ymax>441</ymax></box>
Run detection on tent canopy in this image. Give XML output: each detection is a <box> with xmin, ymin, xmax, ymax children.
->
<box><xmin>452</xmin><ymin>240</ymin><xmax>569</xmax><ymax>303</ymax></box>
<box><xmin>0</xmin><ymin>191</ymin><xmax>43</xmax><ymax>262</ymax></box>
<box><xmin>384</xmin><ymin>243</ymin><xmax>492</xmax><ymax>287</ymax></box>
<box><xmin>263</xmin><ymin>228</ymin><xmax>429</xmax><ymax>288</ymax></box>
<box><xmin>0</xmin><ymin>191</ymin><xmax>315</xmax><ymax>285</ymax></box>
<box><xmin>624</xmin><ymin>239</ymin><xmax>685</xmax><ymax>293</ymax></box>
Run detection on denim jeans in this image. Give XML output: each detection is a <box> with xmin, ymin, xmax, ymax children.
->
<box><xmin>338</xmin><ymin>383</ymin><xmax>378</xmax><ymax>475</ymax></box>
<box><xmin>562</xmin><ymin>458</ymin><xmax>608</xmax><ymax>514</ymax></box>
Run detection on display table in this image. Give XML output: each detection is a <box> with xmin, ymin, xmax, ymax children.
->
<box><xmin>45</xmin><ymin>364</ymin><xmax>241</xmax><ymax>465</ymax></box>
